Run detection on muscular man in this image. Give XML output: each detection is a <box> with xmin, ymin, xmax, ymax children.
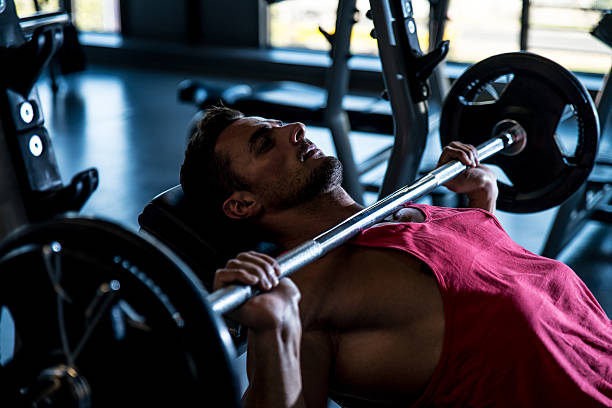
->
<box><xmin>180</xmin><ymin>106</ymin><xmax>612</xmax><ymax>407</ymax></box>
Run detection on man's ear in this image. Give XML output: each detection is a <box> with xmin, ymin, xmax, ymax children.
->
<box><xmin>222</xmin><ymin>191</ymin><xmax>262</xmax><ymax>219</ymax></box>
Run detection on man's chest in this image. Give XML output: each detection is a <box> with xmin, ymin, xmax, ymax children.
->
<box><xmin>292</xmin><ymin>245</ymin><xmax>437</xmax><ymax>332</ymax></box>
<box><xmin>292</xmin><ymin>245</ymin><xmax>444</xmax><ymax>402</ymax></box>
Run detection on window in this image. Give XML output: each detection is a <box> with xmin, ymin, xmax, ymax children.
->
<box><xmin>528</xmin><ymin>1</ymin><xmax>612</xmax><ymax>74</ymax></box>
<box><xmin>269</xmin><ymin>0</ymin><xmax>339</xmax><ymax>52</ymax></box>
<box><xmin>269</xmin><ymin>0</ymin><xmax>611</xmax><ymax>74</ymax></box>
<box><xmin>14</xmin><ymin>0</ymin><xmax>61</xmax><ymax>17</ymax></box>
<box><xmin>445</xmin><ymin>0</ymin><xmax>523</xmax><ymax>64</ymax></box>
<box><xmin>14</xmin><ymin>0</ymin><xmax>120</xmax><ymax>33</ymax></box>
<box><xmin>72</xmin><ymin>0</ymin><xmax>120</xmax><ymax>33</ymax></box>
<box><xmin>269</xmin><ymin>0</ymin><xmax>431</xmax><ymax>56</ymax></box>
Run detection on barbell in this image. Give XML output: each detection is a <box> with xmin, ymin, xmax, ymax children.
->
<box><xmin>209</xmin><ymin>120</ymin><xmax>527</xmax><ymax>315</ymax></box>
<box><xmin>0</xmin><ymin>52</ymin><xmax>599</xmax><ymax>406</ymax></box>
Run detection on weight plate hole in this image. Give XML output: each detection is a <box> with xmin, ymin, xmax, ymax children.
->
<box><xmin>459</xmin><ymin>74</ymin><xmax>514</xmax><ymax>105</ymax></box>
<box><xmin>488</xmin><ymin>164</ymin><xmax>514</xmax><ymax>187</ymax></box>
<box><xmin>554</xmin><ymin>104</ymin><xmax>579</xmax><ymax>159</ymax></box>
<box><xmin>0</xmin><ymin>306</ymin><xmax>17</xmax><ymax>367</ymax></box>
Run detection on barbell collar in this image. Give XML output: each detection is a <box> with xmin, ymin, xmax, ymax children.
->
<box><xmin>208</xmin><ymin>125</ymin><xmax>525</xmax><ymax>314</ymax></box>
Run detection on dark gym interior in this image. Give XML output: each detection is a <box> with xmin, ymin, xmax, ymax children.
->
<box><xmin>0</xmin><ymin>1</ymin><xmax>611</xmax><ymax>406</ymax></box>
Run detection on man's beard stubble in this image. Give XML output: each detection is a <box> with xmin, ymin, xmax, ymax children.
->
<box><xmin>267</xmin><ymin>156</ymin><xmax>343</xmax><ymax>210</ymax></box>
<box><xmin>299</xmin><ymin>156</ymin><xmax>343</xmax><ymax>202</ymax></box>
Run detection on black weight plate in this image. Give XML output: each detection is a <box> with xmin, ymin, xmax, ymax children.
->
<box><xmin>440</xmin><ymin>52</ymin><xmax>599</xmax><ymax>213</ymax></box>
<box><xmin>0</xmin><ymin>215</ymin><xmax>242</xmax><ymax>407</ymax></box>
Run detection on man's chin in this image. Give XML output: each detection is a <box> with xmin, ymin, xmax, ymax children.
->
<box><xmin>317</xmin><ymin>156</ymin><xmax>342</xmax><ymax>186</ymax></box>
<box><xmin>266</xmin><ymin>157</ymin><xmax>343</xmax><ymax>210</ymax></box>
<box><xmin>307</xmin><ymin>156</ymin><xmax>343</xmax><ymax>195</ymax></box>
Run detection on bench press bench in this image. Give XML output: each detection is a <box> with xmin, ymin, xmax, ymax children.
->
<box><xmin>138</xmin><ymin>185</ymin><xmax>282</xmax><ymax>351</ymax></box>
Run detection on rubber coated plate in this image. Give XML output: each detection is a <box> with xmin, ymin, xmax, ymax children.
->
<box><xmin>440</xmin><ymin>52</ymin><xmax>599</xmax><ymax>213</ymax></box>
<box><xmin>0</xmin><ymin>216</ymin><xmax>242</xmax><ymax>407</ymax></box>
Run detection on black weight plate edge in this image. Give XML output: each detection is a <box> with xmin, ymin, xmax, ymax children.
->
<box><xmin>439</xmin><ymin>52</ymin><xmax>600</xmax><ymax>213</ymax></box>
<box><xmin>483</xmin><ymin>53</ymin><xmax>599</xmax><ymax>211</ymax></box>
<box><xmin>443</xmin><ymin>51</ymin><xmax>599</xmax><ymax>163</ymax></box>
<box><xmin>441</xmin><ymin>51</ymin><xmax>599</xmax><ymax>152</ymax></box>
<box><xmin>0</xmin><ymin>214</ymin><xmax>243</xmax><ymax>406</ymax></box>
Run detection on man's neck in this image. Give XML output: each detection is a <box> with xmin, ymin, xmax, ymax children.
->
<box><xmin>260</xmin><ymin>188</ymin><xmax>363</xmax><ymax>249</ymax></box>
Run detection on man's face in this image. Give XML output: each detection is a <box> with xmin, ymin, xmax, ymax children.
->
<box><xmin>215</xmin><ymin>116</ymin><xmax>342</xmax><ymax>210</ymax></box>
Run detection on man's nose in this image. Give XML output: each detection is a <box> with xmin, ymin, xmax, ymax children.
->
<box><xmin>288</xmin><ymin>122</ymin><xmax>306</xmax><ymax>144</ymax></box>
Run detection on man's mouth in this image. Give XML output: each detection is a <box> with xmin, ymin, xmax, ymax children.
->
<box><xmin>300</xmin><ymin>143</ymin><xmax>320</xmax><ymax>162</ymax></box>
<box><xmin>304</xmin><ymin>146</ymin><xmax>319</xmax><ymax>160</ymax></box>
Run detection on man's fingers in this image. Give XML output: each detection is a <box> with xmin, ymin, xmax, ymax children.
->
<box><xmin>225</xmin><ymin>259</ymin><xmax>274</xmax><ymax>290</ymax></box>
<box><xmin>213</xmin><ymin>269</ymin><xmax>259</xmax><ymax>290</ymax></box>
<box><xmin>470</xmin><ymin>144</ymin><xmax>480</xmax><ymax>166</ymax></box>
<box><xmin>238</xmin><ymin>251</ymin><xmax>281</xmax><ymax>281</ymax></box>
<box><xmin>443</xmin><ymin>142</ymin><xmax>480</xmax><ymax>167</ymax></box>
<box><xmin>214</xmin><ymin>251</ymin><xmax>283</xmax><ymax>293</ymax></box>
<box><xmin>224</xmin><ymin>253</ymin><xmax>278</xmax><ymax>290</ymax></box>
<box><xmin>443</xmin><ymin>145</ymin><xmax>474</xmax><ymax>167</ymax></box>
<box><xmin>251</xmin><ymin>251</ymin><xmax>282</xmax><ymax>277</ymax></box>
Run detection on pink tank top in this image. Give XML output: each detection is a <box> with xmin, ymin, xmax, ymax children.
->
<box><xmin>348</xmin><ymin>204</ymin><xmax>612</xmax><ymax>407</ymax></box>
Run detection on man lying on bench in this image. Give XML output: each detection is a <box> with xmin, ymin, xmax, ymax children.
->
<box><xmin>179</xmin><ymin>106</ymin><xmax>611</xmax><ymax>407</ymax></box>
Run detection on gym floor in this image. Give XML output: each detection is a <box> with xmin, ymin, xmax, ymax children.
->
<box><xmin>38</xmin><ymin>64</ymin><xmax>611</xmax><ymax>318</ymax></box>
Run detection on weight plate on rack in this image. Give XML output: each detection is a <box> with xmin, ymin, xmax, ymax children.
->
<box><xmin>440</xmin><ymin>52</ymin><xmax>599</xmax><ymax>213</ymax></box>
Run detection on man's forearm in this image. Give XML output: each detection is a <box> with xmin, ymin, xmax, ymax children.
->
<box><xmin>244</xmin><ymin>329</ymin><xmax>307</xmax><ymax>408</ymax></box>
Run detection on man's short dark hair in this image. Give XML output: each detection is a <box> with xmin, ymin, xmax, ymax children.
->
<box><xmin>180</xmin><ymin>105</ymin><xmax>247</xmax><ymax>213</ymax></box>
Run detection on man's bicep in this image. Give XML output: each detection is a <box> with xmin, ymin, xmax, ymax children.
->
<box><xmin>301</xmin><ymin>330</ymin><xmax>333</xmax><ymax>408</ymax></box>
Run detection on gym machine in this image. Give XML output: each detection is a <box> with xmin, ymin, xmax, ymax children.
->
<box><xmin>368</xmin><ymin>0</ymin><xmax>448</xmax><ymax>197</ymax></box>
<box><xmin>0</xmin><ymin>1</ymin><xmax>97</xmax><ymax>242</ymax></box>
<box><xmin>426</xmin><ymin>0</ymin><xmax>451</xmax><ymax>110</ymax></box>
<box><xmin>179</xmin><ymin>0</ymin><xmax>450</xmax><ymax>203</ymax></box>
<box><xmin>18</xmin><ymin>0</ymin><xmax>87</xmax><ymax>93</ymax></box>
<box><xmin>0</xmin><ymin>0</ymin><xmax>601</xmax><ymax>406</ymax></box>
<box><xmin>0</xmin><ymin>4</ymin><xmax>245</xmax><ymax>406</ymax></box>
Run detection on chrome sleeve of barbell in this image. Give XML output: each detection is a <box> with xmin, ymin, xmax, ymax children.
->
<box><xmin>478</xmin><ymin>136</ymin><xmax>507</xmax><ymax>161</ymax></box>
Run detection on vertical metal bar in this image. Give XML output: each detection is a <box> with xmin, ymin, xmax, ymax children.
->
<box><xmin>428</xmin><ymin>0</ymin><xmax>450</xmax><ymax>109</ymax></box>
<box><xmin>258</xmin><ymin>0</ymin><xmax>269</xmax><ymax>48</ymax></box>
<box><xmin>118</xmin><ymin>0</ymin><xmax>131</xmax><ymax>38</ymax></box>
<box><xmin>324</xmin><ymin>0</ymin><xmax>364</xmax><ymax>204</ymax></box>
<box><xmin>370</xmin><ymin>0</ymin><xmax>430</xmax><ymax>199</ymax></box>
<box><xmin>428</xmin><ymin>0</ymin><xmax>449</xmax><ymax>50</ymax></box>
<box><xmin>63</xmin><ymin>0</ymin><xmax>72</xmax><ymax>16</ymax></box>
<box><xmin>520</xmin><ymin>0</ymin><xmax>530</xmax><ymax>51</ymax></box>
